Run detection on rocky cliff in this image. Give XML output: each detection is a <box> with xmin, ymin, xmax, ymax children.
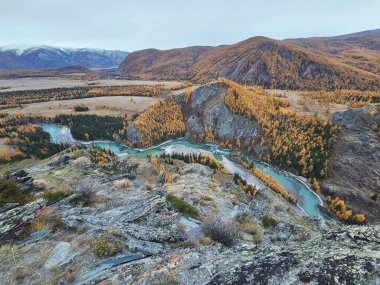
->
<box><xmin>125</xmin><ymin>82</ymin><xmax>268</xmax><ymax>157</ymax></box>
<box><xmin>321</xmin><ymin>105</ymin><xmax>380</xmax><ymax>223</ymax></box>
<box><xmin>124</xmin><ymin>83</ymin><xmax>380</xmax><ymax>225</ymax></box>
<box><xmin>0</xmin><ymin>149</ymin><xmax>379</xmax><ymax>284</ymax></box>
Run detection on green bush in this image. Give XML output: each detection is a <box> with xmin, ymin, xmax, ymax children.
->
<box><xmin>0</xmin><ymin>179</ymin><xmax>33</xmax><ymax>204</ymax></box>
<box><xmin>149</xmin><ymin>274</ymin><xmax>178</xmax><ymax>285</ymax></box>
<box><xmin>42</xmin><ymin>190</ymin><xmax>72</xmax><ymax>202</ymax></box>
<box><xmin>174</xmin><ymin>240</ymin><xmax>197</xmax><ymax>248</ymax></box>
<box><xmin>74</xmin><ymin>105</ymin><xmax>89</xmax><ymax>112</ymax></box>
<box><xmin>92</xmin><ymin>235</ymin><xmax>123</xmax><ymax>258</ymax></box>
<box><xmin>262</xmin><ymin>215</ymin><xmax>277</xmax><ymax>228</ymax></box>
<box><xmin>166</xmin><ymin>193</ymin><xmax>199</xmax><ymax>219</ymax></box>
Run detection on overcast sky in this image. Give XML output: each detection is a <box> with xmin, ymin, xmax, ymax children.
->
<box><xmin>0</xmin><ymin>0</ymin><xmax>379</xmax><ymax>52</ymax></box>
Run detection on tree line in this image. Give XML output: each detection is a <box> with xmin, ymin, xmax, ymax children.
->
<box><xmin>0</xmin><ymin>85</ymin><xmax>163</xmax><ymax>109</ymax></box>
<box><xmin>123</xmin><ymin>99</ymin><xmax>186</xmax><ymax>147</ymax></box>
<box><xmin>4</xmin><ymin>124</ymin><xmax>68</xmax><ymax>162</ymax></box>
<box><xmin>54</xmin><ymin>114</ymin><xmax>125</xmax><ymax>141</ymax></box>
<box><xmin>223</xmin><ymin>78</ymin><xmax>337</xmax><ymax>181</ymax></box>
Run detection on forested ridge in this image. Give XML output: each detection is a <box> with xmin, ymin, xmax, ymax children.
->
<box><xmin>223</xmin><ymin>79</ymin><xmax>337</xmax><ymax>181</ymax></box>
<box><xmin>122</xmin><ymin>99</ymin><xmax>186</xmax><ymax>147</ymax></box>
<box><xmin>119</xmin><ymin>30</ymin><xmax>380</xmax><ymax>91</ymax></box>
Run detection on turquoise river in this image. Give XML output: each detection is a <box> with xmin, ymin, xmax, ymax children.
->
<box><xmin>41</xmin><ymin>123</ymin><xmax>325</xmax><ymax>219</ymax></box>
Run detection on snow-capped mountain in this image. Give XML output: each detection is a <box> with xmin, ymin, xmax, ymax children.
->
<box><xmin>0</xmin><ymin>45</ymin><xmax>128</xmax><ymax>70</ymax></box>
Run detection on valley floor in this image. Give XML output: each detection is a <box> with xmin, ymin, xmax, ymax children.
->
<box><xmin>0</xmin><ymin>77</ymin><xmax>181</xmax><ymax>93</ymax></box>
<box><xmin>4</xmin><ymin>95</ymin><xmax>157</xmax><ymax>118</ymax></box>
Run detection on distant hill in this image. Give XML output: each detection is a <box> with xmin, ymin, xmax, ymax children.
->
<box><xmin>119</xmin><ymin>29</ymin><xmax>380</xmax><ymax>90</ymax></box>
<box><xmin>286</xmin><ymin>29</ymin><xmax>380</xmax><ymax>76</ymax></box>
<box><xmin>0</xmin><ymin>45</ymin><xmax>128</xmax><ymax>70</ymax></box>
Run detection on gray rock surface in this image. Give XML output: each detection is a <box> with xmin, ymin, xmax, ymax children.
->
<box><xmin>209</xmin><ymin>226</ymin><xmax>380</xmax><ymax>285</ymax></box>
<box><xmin>44</xmin><ymin>242</ymin><xmax>77</xmax><ymax>269</ymax></box>
<box><xmin>6</xmin><ymin>170</ymin><xmax>35</xmax><ymax>193</ymax></box>
<box><xmin>125</xmin><ymin>82</ymin><xmax>267</xmax><ymax>157</ymax></box>
<box><xmin>182</xmin><ymin>83</ymin><xmax>265</xmax><ymax>155</ymax></box>
<box><xmin>321</xmin><ymin>105</ymin><xmax>380</xmax><ymax>223</ymax></box>
<box><xmin>0</xmin><ymin>148</ymin><xmax>378</xmax><ymax>285</ymax></box>
<box><xmin>0</xmin><ymin>198</ymin><xmax>46</xmax><ymax>241</ymax></box>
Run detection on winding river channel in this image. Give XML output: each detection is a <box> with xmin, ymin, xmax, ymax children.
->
<box><xmin>41</xmin><ymin>123</ymin><xmax>325</xmax><ymax>219</ymax></box>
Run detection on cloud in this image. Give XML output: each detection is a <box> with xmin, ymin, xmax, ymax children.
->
<box><xmin>0</xmin><ymin>0</ymin><xmax>379</xmax><ymax>51</ymax></box>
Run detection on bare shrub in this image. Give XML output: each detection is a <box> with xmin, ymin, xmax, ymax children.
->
<box><xmin>113</xmin><ymin>178</ymin><xmax>129</xmax><ymax>189</ymax></box>
<box><xmin>201</xmin><ymin>216</ymin><xmax>240</xmax><ymax>247</ymax></box>
<box><xmin>14</xmin><ymin>267</ymin><xmax>31</xmax><ymax>282</ymax></box>
<box><xmin>102</xmin><ymin>198</ymin><xmax>125</xmax><ymax>211</ymax></box>
<box><xmin>69</xmin><ymin>180</ymin><xmax>98</xmax><ymax>206</ymax></box>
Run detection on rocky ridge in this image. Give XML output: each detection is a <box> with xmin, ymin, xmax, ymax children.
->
<box><xmin>321</xmin><ymin>105</ymin><xmax>380</xmax><ymax>223</ymax></box>
<box><xmin>0</xmin><ymin>147</ymin><xmax>379</xmax><ymax>284</ymax></box>
<box><xmin>125</xmin><ymin>82</ymin><xmax>268</xmax><ymax>157</ymax></box>
<box><xmin>124</xmin><ymin>82</ymin><xmax>380</xmax><ymax>224</ymax></box>
<box><xmin>119</xmin><ymin>30</ymin><xmax>380</xmax><ymax>90</ymax></box>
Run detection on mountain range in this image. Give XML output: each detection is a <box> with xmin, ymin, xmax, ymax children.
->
<box><xmin>119</xmin><ymin>29</ymin><xmax>380</xmax><ymax>90</ymax></box>
<box><xmin>0</xmin><ymin>45</ymin><xmax>128</xmax><ymax>70</ymax></box>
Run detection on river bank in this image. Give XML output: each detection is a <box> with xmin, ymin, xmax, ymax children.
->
<box><xmin>41</xmin><ymin>123</ymin><xmax>325</xmax><ymax>218</ymax></box>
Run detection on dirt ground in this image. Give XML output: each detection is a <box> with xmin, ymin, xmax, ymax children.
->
<box><xmin>0</xmin><ymin>77</ymin><xmax>182</xmax><ymax>92</ymax></box>
<box><xmin>267</xmin><ymin>89</ymin><xmax>349</xmax><ymax>119</ymax></box>
<box><xmin>3</xmin><ymin>96</ymin><xmax>157</xmax><ymax>117</ymax></box>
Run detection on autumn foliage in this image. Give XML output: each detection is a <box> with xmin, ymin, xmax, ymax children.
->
<box><xmin>125</xmin><ymin>99</ymin><xmax>186</xmax><ymax>147</ymax></box>
<box><xmin>88</xmin><ymin>147</ymin><xmax>116</xmax><ymax>165</ymax></box>
<box><xmin>5</xmin><ymin>124</ymin><xmax>68</xmax><ymax>160</ymax></box>
<box><xmin>300</xmin><ymin>89</ymin><xmax>380</xmax><ymax>108</ymax></box>
<box><xmin>0</xmin><ymin>85</ymin><xmax>163</xmax><ymax>109</ymax></box>
<box><xmin>164</xmin><ymin>152</ymin><xmax>226</xmax><ymax>173</ymax></box>
<box><xmin>233</xmin><ymin>173</ymin><xmax>257</xmax><ymax>199</ymax></box>
<box><xmin>223</xmin><ymin>79</ymin><xmax>337</xmax><ymax>180</ymax></box>
<box><xmin>325</xmin><ymin>196</ymin><xmax>366</xmax><ymax>223</ymax></box>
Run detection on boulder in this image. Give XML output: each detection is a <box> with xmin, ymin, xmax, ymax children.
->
<box><xmin>44</xmin><ymin>241</ymin><xmax>77</xmax><ymax>269</ymax></box>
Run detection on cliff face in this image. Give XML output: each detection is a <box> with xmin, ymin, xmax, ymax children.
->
<box><xmin>321</xmin><ymin>105</ymin><xmax>380</xmax><ymax>223</ymax></box>
<box><xmin>124</xmin><ymin>82</ymin><xmax>268</xmax><ymax>158</ymax></box>
<box><xmin>125</xmin><ymin>83</ymin><xmax>380</xmax><ymax>224</ymax></box>
<box><xmin>177</xmin><ymin>82</ymin><xmax>267</xmax><ymax>156</ymax></box>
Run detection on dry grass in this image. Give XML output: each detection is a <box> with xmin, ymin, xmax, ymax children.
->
<box><xmin>267</xmin><ymin>89</ymin><xmax>349</xmax><ymax>119</ymax></box>
<box><xmin>0</xmin><ymin>78</ymin><xmax>181</xmax><ymax>93</ymax></box>
<box><xmin>4</xmin><ymin>96</ymin><xmax>157</xmax><ymax>117</ymax></box>
<box><xmin>73</xmin><ymin>156</ymin><xmax>92</xmax><ymax>165</ymax></box>
<box><xmin>113</xmin><ymin>178</ymin><xmax>130</xmax><ymax>189</ymax></box>
<box><xmin>199</xmin><ymin>237</ymin><xmax>213</xmax><ymax>246</ymax></box>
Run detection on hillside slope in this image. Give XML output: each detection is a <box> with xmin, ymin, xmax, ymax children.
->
<box><xmin>286</xmin><ymin>29</ymin><xmax>380</xmax><ymax>76</ymax></box>
<box><xmin>321</xmin><ymin>105</ymin><xmax>380</xmax><ymax>223</ymax></box>
<box><xmin>123</xmin><ymin>81</ymin><xmax>379</xmax><ymax>223</ymax></box>
<box><xmin>1</xmin><ymin>148</ymin><xmax>379</xmax><ymax>284</ymax></box>
<box><xmin>0</xmin><ymin>45</ymin><xmax>128</xmax><ymax>69</ymax></box>
<box><xmin>119</xmin><ymin>30</ymin><xmax>380</xmax><ymax>90</ymax></box>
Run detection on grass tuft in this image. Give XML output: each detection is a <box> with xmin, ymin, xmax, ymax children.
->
<box><xmin>166</xmin><ymin>193</ymin><xmax>199</xmax><ymax>219</ymax></box>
